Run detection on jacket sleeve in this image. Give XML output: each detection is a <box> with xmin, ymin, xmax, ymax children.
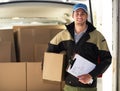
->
<box><xmin>89</xmin><ymin>31</ymin><xmax>112</xmax><ymax>78</ymax></box>
<box><xmin>41</xmin><ymin>31</ymin><xmax>64</xmax><ymax>70</ymax></box>
<box><xmin>47</xmin><ymin>30</ymin><xmax>65</xmax><ymax>53</ymax></box>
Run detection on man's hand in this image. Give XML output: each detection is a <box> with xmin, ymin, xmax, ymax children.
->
<box><xmin>77</xmin><ymin>74</ymin><xmax>93</xmax><ymax>84</ymax></box>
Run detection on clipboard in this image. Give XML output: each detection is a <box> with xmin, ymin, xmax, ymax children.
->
<box><xmin>67</xmin><ymin>54</ymin><xmax>96</xmax><ymax>77</ymax></box>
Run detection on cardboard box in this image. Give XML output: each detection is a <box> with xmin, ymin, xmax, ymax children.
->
<box><xmin>0</xmin><ymin>62</ymin><xmax>64</xmax><ymax>91</ymax></box>
<box><xmin>34</xmin><ymin>44</ymin><xmax>48</xmax><ymax>62</ymax></box>
<box><xmin>0</xmin><ymin>62</ymin><xmax>26</xmax><ymax>91</ymax></box>
<box><xmin>43</xmin><ymin>52</ymin><xmax>65</xmax><ymax>82</ymax></box>
<box><xmin>0</xmin><ymin>29</ymin><xmax>16</xmax><ymax>62</ymax></box>
<box><xmin>13</xmin><ymin>25</ymin><xmax>65</xmax><ymax>62</ymax></box>
<box><xmin>15</xmin><ymin>29</ymin><xmax>34</xmax><ymax>62</ymax></box>
<box><xmin>0</xmin><ymin>42</ymin><xmax>11</xmax><ymax>62</ymax></box>
<box><xmin>27</xmin><ymin>62</ymin><xmax>62</xmax><ymax>91</ymax></box>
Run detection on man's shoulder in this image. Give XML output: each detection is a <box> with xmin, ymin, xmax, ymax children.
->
<box><xmin>90</xmin><ymin>29</ymin><xmax>103</xmax><ymax>36</ymax></box>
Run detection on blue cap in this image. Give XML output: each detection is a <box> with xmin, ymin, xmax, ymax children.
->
<box><xmin>73</xmin><ymin>3</ymin><xmax>88</xmax><ymax>14</ymax></box>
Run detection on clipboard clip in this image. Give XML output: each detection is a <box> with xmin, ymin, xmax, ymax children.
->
<box><xmin>69</xmin><ymin>58</ymin><xmax>76</xmax><ymax>69</ymax></box>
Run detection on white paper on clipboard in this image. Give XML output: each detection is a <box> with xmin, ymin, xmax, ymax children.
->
<box><xmin>67</xmin><ymin>54</ymin><xmax>96</xmax><ymax>77</ymax></box>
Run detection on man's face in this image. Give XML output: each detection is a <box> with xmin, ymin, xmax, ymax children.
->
<box><xmin>72</xmin><ymin>8</ymin><xmax>88</xmax><ymax>25</ymax></box>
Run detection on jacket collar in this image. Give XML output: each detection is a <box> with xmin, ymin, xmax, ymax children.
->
<box><xmin>65</xmin><ymin>21</ymin><xmax>96</xmax><ymax>38</ymax></box>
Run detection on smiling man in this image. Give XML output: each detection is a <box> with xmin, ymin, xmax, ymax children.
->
<box><xmin>47</xmin><ymin>3</ymin><xmax>112</xmax><ymax>91</ymax></box>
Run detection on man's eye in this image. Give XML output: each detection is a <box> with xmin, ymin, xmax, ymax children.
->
<box><xmin>81</xmin><ymin>13</ymin><xmax>85</xmax><ymax>15</ymax></box>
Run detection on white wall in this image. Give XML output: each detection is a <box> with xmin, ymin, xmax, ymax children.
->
<box><xmin>92</xmin><ymin>0</ymin><xmax>112</xmax><ymax>91</ymax></box>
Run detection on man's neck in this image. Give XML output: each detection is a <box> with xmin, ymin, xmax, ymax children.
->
<box><xmin>75</xmin><ymin>23</ymin><xmax>87</xmax><ymax>34</ymax></box>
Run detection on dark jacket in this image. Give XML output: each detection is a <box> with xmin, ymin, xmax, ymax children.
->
<box><xmin>47</xmin><ymin>21</ymin><xmax>112</xmax><ymax>87</ymax></box>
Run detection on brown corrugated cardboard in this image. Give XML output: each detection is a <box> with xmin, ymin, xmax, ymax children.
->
<box><xmin>0</xmin><ymin>29</ymin><xmax>16</xmax><ymax>62</ymax></box>
<box><xmin>0</xmin><ymin>62</ymin><xmax>26</xmax><ymax>91</ymax></box>
<box><xmin>34</xmin><ymin>44</ymin><xmax>48</xmax><ymax>62</ymax></box>
<box><xmin>27</xmin><ymin>62</ymin><xmax>62</xmax><ymax>91</ymax></box>
<box><xmin>13</xmin><ymin>25</ymin><xmax>65</xmax><ymax>62</ymax></box>
<box><xmin>0</xmin><ymin>42</ymin><xmax>11</xmax><ymax>62</ymax></box>
<box><xmin>43</xmin><ymin>52</ymin><xmax>65</xmax><ymax>82</ymax></box>
<box><xmin>33</xmin><ymin>29</ymin><xmax>52</xmax><ymax>44</ymax></box>
<box><xmin>16</xmin><ymin>29</ymin><xmax>34</xmax><ymax>62</ymax></box>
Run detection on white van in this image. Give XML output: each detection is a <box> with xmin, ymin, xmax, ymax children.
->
<box><xmin>0</xmin><ymin>1</ymin><xmax>97</xmax><ymax>91</ymax></box>
<box><xmin>0</xmin><ymin>0</ymin><xmax>93</xmax><ymax>28</ymax></box>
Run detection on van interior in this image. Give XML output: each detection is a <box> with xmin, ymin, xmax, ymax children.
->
<box><xmin>0</xmin><ymin>0</ymin><xmax>113</xmax><ymax>91</ymax></box>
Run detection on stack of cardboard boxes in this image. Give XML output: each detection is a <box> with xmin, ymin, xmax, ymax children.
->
<box><xmin>0</xmin><ymin>25</ymin><xmax>66</xmax><ymax>91</ymax></box>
